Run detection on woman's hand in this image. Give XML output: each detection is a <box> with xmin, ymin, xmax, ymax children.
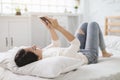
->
<box><xmin>45</xmin><ymin>17</ymin><xmax>75</xmax><ymax>42</ymax></box>
<box><xmin>40</xmin><ymin>16</ymin><xmax>59</xmax><ymax>41</ymax></box>
<box><xmin>41</xmin><ymin>16</ymin><xmax>75</xmax><ymax>42</ymax></box>
<box><xmin>45</xmin><ymin>17</ymin><xmax>61</xmax><ymax>30</ymax></box>
<box><xmin>40</xmin><ymin>17</ymin><xmax>54</xmax><ymax>30</ymax></box>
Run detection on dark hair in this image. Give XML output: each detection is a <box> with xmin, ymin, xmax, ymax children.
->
<box><xmin>14</xmin><ymin>49</ymin><xmax>38</xmax><ymax>67</ymax></box>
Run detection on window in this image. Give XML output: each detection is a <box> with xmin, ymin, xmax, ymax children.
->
<box><xmin>0</xmin><ymin>0</ymin><xmax>79</xmax><ymax>15</ymax></box>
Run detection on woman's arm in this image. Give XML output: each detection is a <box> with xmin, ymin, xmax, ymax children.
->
<box><xmin>49</xmin><ymin>28</ymin><xmax>59</xmax><ymax>41</ymax></box>
<box><xmin>56</xmin><ymin>25</ymin><xmax>75</xmax><ymax>42</ymax></box>
<box><xmin>40</xmin><ymin>18</ymin><xmax>61</xmax><ymax>49</ymax></box>
<box><xmin>45</xmin><ymin>17</ymin><xmax>75</xmax><ymax>42</ymax></box>
<box><xmin>40</xmin><ymin>17</ymin><xmax>59</xmax><ymax>41</ymax></box>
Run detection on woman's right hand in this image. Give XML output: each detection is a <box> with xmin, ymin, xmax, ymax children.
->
<box><xmin>40</xmin><ymin>17</ymin><xmax>54</xmax><ymax>30</ymax></box>
<box><xmin>45</xmin><ymin>17</ymin><xmax>61</xmax><ymax>30</ymax></box>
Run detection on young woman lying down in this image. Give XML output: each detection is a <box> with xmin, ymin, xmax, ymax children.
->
<box><xmin>14</xmin><ymin>16</ymin><xmax>112</xmax><ymax>67</ymax></box>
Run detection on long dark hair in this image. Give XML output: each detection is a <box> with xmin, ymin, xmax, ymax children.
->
<box><xmin>14</xmin><ymin>49</ymin><xmax>38</xmax><ymax>67</ymax></box>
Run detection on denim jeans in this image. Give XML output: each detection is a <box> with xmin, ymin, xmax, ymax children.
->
<box><xmin>75</xmin><ymin>22</ymin><xmax>106</xmax><ymax>64</ymax></box>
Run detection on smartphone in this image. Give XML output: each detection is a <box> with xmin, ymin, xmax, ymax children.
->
<box><xmin>40</xmin><ymin>17</ymin><xmax>51</xmax><ymax>24</ymax></box>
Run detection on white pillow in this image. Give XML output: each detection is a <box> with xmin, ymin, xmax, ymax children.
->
<box><xmin>104</xmin><ymin>35</ymin><xmax>120</xmax><ymax>50</ymax></box>
<box><xmin>0</xmin><ymin>56</ymin><xmax>83</xmax><ymax>78</ymax></box>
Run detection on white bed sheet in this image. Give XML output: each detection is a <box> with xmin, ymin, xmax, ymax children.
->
<box><xmin>0</xmin><ymin>48</ymin><xmax>120</xmax><ymax>80</ymax></box>
<box><xmin>0</xmin><ymin>67</ymin><xmax>50</xmax><ymax>80</ymax></box>
<box><xmin>55</xmin><ymin>50</ymin><xmax>120</xmax><ymax>80</ymax></box>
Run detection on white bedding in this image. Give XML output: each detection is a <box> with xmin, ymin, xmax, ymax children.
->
<box><xmin>55</xmin><ymin>49</ymin><xmax>120</xmax><ymax>80</ymax></box>
<box><xmin>0</xmin><ymin>35</ymin><xmax>120</xmax><ymax>80</ymax></box>
<box><xmin>0</xmin><ymin>67</ymin><xmax>47</xmax><ymax>80</ymax></box>
<box><xmin>0</xmin><ymin>51</ymin><xmax>120</xmax><ymax>80</ymax></box>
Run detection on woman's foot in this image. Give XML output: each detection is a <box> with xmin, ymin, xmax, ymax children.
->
<box><xmin>102</xmin><ymin>53</ymin><xmax>113</xmax><ymax>57</ymax></box>
<box><xmin>102</xmin><ymin>50</ymin><xmax>113</xmax><ymax>57</ymax></box>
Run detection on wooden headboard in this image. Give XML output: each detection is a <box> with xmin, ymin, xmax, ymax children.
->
<box><xmin>105</xmin><ymin>16</ymin><xmax>120</xmax><ymax>35</ymax></box>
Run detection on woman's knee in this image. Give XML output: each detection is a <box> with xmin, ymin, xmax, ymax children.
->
<box><xmin>76</xmin><ymin>22</ymin><xmax>88</xmax><ymax>33</ymax></box>
<box><xmin>89</xmin><ymin>22</ymin><xmax>99</xmax><ymax>29</ymax></box>
<box><xmin>82</xmin><ymin>22</ymin><xmax>88</xmax><ymax>26</ymax></box>
<box><xmin>80</xmin><ymin>22</ymin><xmax>88</xmax><ymax>29</ymax></box>
<box><xmin>77</xmin><ymin>22</ymin><xmax>88</xmax><ymax>30</ymax></box>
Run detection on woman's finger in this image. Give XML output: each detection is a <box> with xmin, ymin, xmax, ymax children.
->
<box><xmin>45</xmin><ymin>16</ymin><xmax>54</xmax><ymax>24</ymax></box>
<box><xmin>41</xmin><ymin>20</ymin><xmax>48</xmax><ymax>26</ymax></box>
<box><xmin>40</xmin><ymin>19</ymin><xmax>51</xmax><ymax>29</ymax></box>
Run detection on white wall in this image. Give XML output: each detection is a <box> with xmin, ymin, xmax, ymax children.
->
<box><xmin>81</xmin><ymin>0</ymin><xmax>120</xmax><ymax>33</ymax></box>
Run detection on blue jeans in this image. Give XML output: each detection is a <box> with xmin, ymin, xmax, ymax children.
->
<box><xmin>75</xmin><ymin>22</ymin><xmax>106</xmax><ymax>64</ymax></box>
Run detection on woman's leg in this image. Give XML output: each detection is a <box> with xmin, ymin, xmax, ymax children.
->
<box><xmin>75</xmin><ymin>22</ymin><xmax>88</xmax><ymax>49</ymax></box>
<box><xmin>76</xmin><ymin>22</ymin><xmax>112</xmax><ymax>64</ymax></box>
<box><xmin>96</xmin><ymin>23</ymin><xmax>106</xmax><ymax>51</ymax></box>
<box><xmin>98</xmin><ymin>25</ymin><xmax>113</xmax><ymax>57</ymax></box>
<box><xmin>75</xmin><ymin>22</ymin><xmax>107</xmax><ymax>51</ymax></box>
<box><xmin>85</xmin><ymin>22</ymin><xmax>112</xmax><ymax>59</ymax></box>
<box><xmin>80</xmin><ymin>22</ymin><xmax>100</xmax><ymax>64</ymax></box>
<box><xmin>85</xmin><ymin>22</ymin><xmax>100</xmax><ymax>53</ymax></box>
<box><xmin>76</xmin><ymin>22</ymin><xmax>100</xmax><ymax>64</ymax></box>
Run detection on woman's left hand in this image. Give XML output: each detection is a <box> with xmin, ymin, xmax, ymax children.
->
<box><xmin>40</xmin><ymin>17</ymin><xmax>54</xmax><ymax>30</ymax></box>
<box><xmin>45</xmin><ymin>17</ymin><xmax>61</xmax><ymax>30</ymax></box>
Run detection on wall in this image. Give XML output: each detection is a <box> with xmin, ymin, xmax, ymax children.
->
<box><xmin>81</xmin><ymin>0</ymin><xmax>120</xmax><ymax>33</ymax></box>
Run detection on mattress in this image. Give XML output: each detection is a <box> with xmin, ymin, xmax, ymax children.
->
<box><xmin>0</xmin><ymin>35</ymin><xmax>120</xmax><ymax>80</ymax></box>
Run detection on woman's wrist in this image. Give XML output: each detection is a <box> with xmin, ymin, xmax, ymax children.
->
<box><xmin>56</xmin><ymin>25</ymin><xmax>63</xmax><ymax>31</ymax></box>
<box><xmin>49</xmin><ymin>27</ymin><xmax>53</xmax><ymax>30</ymax></box>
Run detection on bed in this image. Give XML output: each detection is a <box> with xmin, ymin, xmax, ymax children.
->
<box><xmin>0</xmin><ymin>16</ymin><xmax>120</xmax><ymax>80</ymax></box>
<box><xmin>105</xmin><ymin>16</ymin><xmax>120</xmax><ymax>35</ymax></box>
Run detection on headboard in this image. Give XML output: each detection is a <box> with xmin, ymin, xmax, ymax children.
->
<box><xmin>105</xmin><ymin>16</ymin><xmax>120</xmax><ymax>35</ymax></box>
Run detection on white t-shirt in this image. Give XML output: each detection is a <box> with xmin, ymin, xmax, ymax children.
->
<box><xmin>42</xmin><ymin>38</ymin><xmax>88</xmax><ymax>64</ymax></box>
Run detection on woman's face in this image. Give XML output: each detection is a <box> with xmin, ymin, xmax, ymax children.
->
<box><xmin>24</xmin><ymin>45</ymin><xmax>42</xmax><ymax>60</ymax></box>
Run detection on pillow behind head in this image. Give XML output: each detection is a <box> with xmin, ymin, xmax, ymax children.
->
<box><xmin>1</xmin><ymin>56</ymin><xmax>83</xmax><ymax>78</ymax></box>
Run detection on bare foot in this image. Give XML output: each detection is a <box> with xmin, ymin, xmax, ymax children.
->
<box><xmin>102</xmin><ymin>49</ymin><xmax>113</xmax><ymax>57</ymax></box>
<box><xmin>102</xmin><ymin>52</ymin><xmax>113</xmax><ymax>57</ymax></box>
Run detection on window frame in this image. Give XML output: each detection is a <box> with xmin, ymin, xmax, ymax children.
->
<box><xmin>0</xmin><ymin>0</ymin><xmax>79</xmax><ymax>15</ymax></box>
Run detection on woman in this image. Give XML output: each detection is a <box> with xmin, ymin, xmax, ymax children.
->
<box><xmin>14</xmin><ymin>17</ymin><xmax>112</xmax><ymax>67</ymax></box>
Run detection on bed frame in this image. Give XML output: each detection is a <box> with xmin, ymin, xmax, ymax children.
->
<box><xmin>105</xmin><ymin>16</ymin><xmax>120</xmax><ymax>35</ymax></box>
